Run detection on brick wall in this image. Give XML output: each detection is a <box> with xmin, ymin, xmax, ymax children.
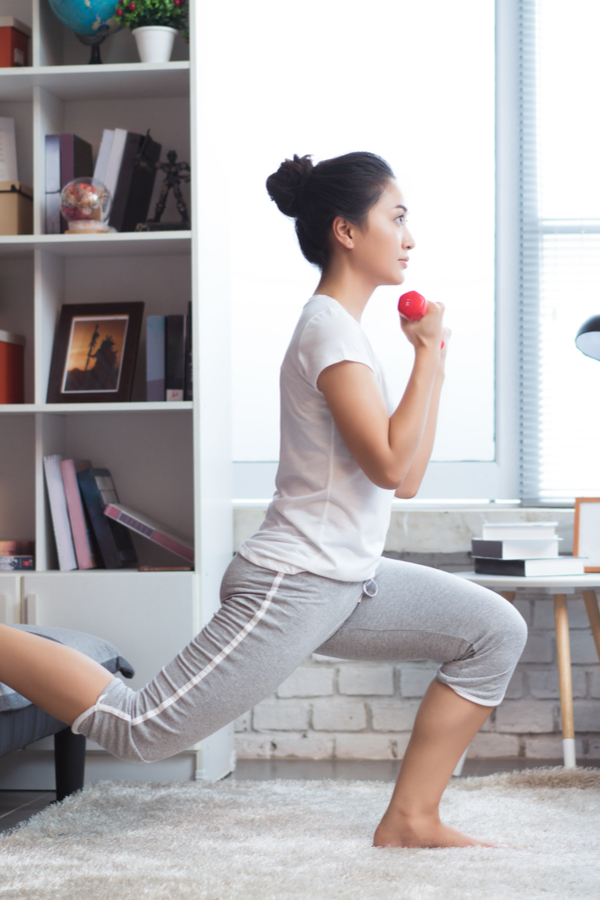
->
<box><xmin>232</xmin><ymin>507</ymin><xmax>600</xmax><ymax>761</ymax></box>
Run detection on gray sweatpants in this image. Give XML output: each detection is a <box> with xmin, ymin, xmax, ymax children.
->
<box><xmin>72</xmin><ymin>554</ymin><xmax>528</xmax><ymax>762</ymax></box>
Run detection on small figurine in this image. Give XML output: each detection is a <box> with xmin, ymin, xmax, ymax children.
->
<box><xmin>136</xmin><ymin>150</ymin><xmax>191</xmax><ymax>231</ymax></box>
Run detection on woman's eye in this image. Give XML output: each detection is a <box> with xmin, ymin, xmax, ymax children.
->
<box><xmin>396</xmin><ymin>215</ymin><xmax>404</xmax><ymax>225</ymax></box>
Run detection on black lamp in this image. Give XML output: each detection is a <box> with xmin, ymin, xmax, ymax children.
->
<box><xmin>575</xmin><ymin>315</ymin><xmax>600</xmax><ymax>361</ymax></box>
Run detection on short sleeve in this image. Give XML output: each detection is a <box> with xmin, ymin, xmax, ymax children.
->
<box><xmin>298</xmin><ymin>308</ymin><xmax>375</xmax><ymax>390</ymax></box>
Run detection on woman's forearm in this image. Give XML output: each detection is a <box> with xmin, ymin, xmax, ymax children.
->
<box><xmin>384</xmin><ymin>347</ymin><xmax>440</xmax><ymax>487</ymax></box>
<box><xmin>394</xmin><ymin>369</ymin><xmax>445</xmax><ymax>498</ymax></box>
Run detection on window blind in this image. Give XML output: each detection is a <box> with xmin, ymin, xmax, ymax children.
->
<box><xmin>519</xmin><ymin>0</ymin><xmax>600</xmax><ymax>502</ymax></box>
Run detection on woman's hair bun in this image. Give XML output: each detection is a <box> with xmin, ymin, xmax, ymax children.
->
<box><xmin>266</xmin><ymin>154</ymin><xmax>314</xmax><ymax>218</ymax></box>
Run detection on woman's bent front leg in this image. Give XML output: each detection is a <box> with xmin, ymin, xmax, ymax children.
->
<box><xmin>315</xmin><ymin>557</ymin><xmax>528</xmax><ymax>848</ymax></box>
<box><xmin>373</xmin><ymin>680</ymin><xmax>495</xmax><ymax>848</ymax></box>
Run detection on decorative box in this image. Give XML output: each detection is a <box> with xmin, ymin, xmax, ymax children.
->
<box><xmin>0</xmin><ymin>182</ymin><xmax>33</xmax><ymax>235</ymax></box>
<box><xmin>0</xmin><ymin>17</ymin><xmax>31</xmax><ymax>67</ymax></box>
<box><xmin>0</xmin><ymin>330</ymin><xmax>25</xmax><ymax>404</ymax></box>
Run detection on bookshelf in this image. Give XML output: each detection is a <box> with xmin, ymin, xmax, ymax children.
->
<box><xmin>0</xmin><ymin>2</ymin><xmax>234</xmax><ymax>783</ymax></box>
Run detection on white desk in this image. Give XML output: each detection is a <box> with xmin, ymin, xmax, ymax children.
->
<box><xmin>455</xmin><ymin>572</ymin><xmax>600</xmax><ymax>767</ymax></box>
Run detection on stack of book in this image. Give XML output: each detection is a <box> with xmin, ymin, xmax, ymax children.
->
<box><xmin>43</xmin><ymin>455</ymin><xmax>193</xmax><ymax>572</ymax></box>
<box><xmin>45</xmin><ymin>128</ymin><xmax>161</xmax><ymax>235</ymax></box>
<box><xmin>471</xmin><ymin>522</ymin><xmax>586</xmax><ymax>576</ymax></box>
<box><xmin>94</xmin><ymin>128</ymin><xmax>161</xmax><ymax>232</ymax></box>
<box><xmin>146</xmin><ymin>304</ymin><xmax>192</xmax><ymax>402</ymax></box>
<box><xmin>0</xmin><ymin>539</ymin><xmax>33</xmax><ymax>570</ymax></box>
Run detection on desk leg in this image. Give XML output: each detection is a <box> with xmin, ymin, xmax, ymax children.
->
<box><xmin>582</xmin><ymin>590</ymin><xmax>600</xmax><ymax>663</ymax></box>
<box><xmin>553</xmin><ymin>594</ymin><xmax>576</xmax><ymax>768</ymax></box>
<box><xmin>501</xmin><ymin>591</ymin><xmax>516</xmax><ymax>604</ymax></box>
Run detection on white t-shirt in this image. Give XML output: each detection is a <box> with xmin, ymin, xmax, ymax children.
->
<box><xmin>238</xmin><ymin>294</ymin><xmax>396</xmax><ymax>582</ymax></box>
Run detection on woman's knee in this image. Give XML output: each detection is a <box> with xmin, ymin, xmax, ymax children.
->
<box><xmin>478</xmin><ymin>592</ymin><xmax>528</xmax><ymax>667</ymax></box>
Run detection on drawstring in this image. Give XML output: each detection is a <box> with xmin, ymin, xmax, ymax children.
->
<box><xmin>360</xmin><ymin>578</ymin><xmax>378</xmax><ymax>601</ymax></box>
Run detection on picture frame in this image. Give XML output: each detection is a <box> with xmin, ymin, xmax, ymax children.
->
<box><xmin>573</xmin><ymin>498</ymin><xmax>600</xmax><ymax>572</ymax></box>
<box><xmin>47</xmin><ymin>302</ymin><xmax>144</xmax><ymax>404</ymax></box>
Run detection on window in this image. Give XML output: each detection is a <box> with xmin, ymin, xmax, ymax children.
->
<box><xmin>519</xmin><ymin>0</ymin><xmax>600</xmax><ymax>502</ymax></box>
<box><xmin>224</xmin><ymin>1</ymin><xmax>498</xmax><ymax>499</ymax></box>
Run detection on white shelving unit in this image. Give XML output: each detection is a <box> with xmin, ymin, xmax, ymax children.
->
<box><xmin>0</xmin><ymin>1</ymin><xmax>234</xmax><ymax>784</ymax></box>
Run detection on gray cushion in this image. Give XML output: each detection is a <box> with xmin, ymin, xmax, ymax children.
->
<box><xmin>0</xmin><ymin>625</ymin><xmax>134</xmax><ymax>713</ymax></box>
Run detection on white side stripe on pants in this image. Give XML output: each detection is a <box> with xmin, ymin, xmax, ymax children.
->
<box><xmin>73</xmin><ymin>572</ymin><xmax>285</xmax><ymax>731</ymax></box>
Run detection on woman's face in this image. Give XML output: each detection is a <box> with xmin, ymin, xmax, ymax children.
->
<box><xmin>351</xmin><ymin>179</ymin><xmax>415</xmax><ymax>286</ymax></box>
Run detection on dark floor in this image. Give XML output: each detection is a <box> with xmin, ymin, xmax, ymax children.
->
<box><xmin>1</xmin><ymin>757</ymin><xmax>598</xmax><ymax>834</ymax></box>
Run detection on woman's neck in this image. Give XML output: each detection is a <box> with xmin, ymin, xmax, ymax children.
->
<box><xmin>315</xmin><ymin>268</ymin><xmax>375</xmax><ymax>322</ymax></box>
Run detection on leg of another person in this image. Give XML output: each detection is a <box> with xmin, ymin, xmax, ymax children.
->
<box><xmin>315</xmin><ymin>557</ymin><xmax>528</xmax><ymax>848</ymax></box>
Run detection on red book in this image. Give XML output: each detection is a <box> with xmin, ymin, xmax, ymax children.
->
<box><xmin>60</xmin><ymin>459</ymin><xmax>98</xmax><ymax>570</ymax></box>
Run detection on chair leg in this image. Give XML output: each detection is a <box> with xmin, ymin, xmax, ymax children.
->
<box><xmin>553</xmin><ymin>594</ymin><xmax>576</xmax><ymax>768</ymax></box>
<box><xmin>54</xmin><ymin>728</ymin><xmax>86</xmax><ymax>802</ymax></box>
<box><xmin>582</xmin><ymin>590</ymin><xmax>600</xmax><ymax>663</ymax></box>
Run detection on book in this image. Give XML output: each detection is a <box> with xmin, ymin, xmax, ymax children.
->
<box><xmin>104</xmin><ymin>502</ymin><xmax>194</xmax><ymax>563</ymax></box>
<box><xmin>45</xmin><ymin>133</ymin><xmax>62</xmax><ymax>234</ymax></box>
<box><xmin>43</xmin><ymin>455</ymin><xmax>77</xmax><ymax>571</ymax></box>
<box><xmin>93</xmin><ymin>129</ymin><xmax>114</xmax><ymax>185</ymax></box>
<box><xmin>0</xmin><ymin>117</ymin><xmax>17</xmax><ymax>181</ymax></box>
<box><xmin>60</xmin><ymin>134</ymin><xmax>94</xmax><ymax>189</ymax></box>
<box><xmin>60</xmin><ymin>459</ymin><xmax>99</xmax><ymax>570</ymax></box>
<box><xmin>0</xmin><ymin>540</ymin><xmax>34</xmax><ymax>556</ymax></box>
<box><xmin>184</xmin><ymin>301</ymin><xmax>193</xmax><ymax>401</ymax></box>
<box><xmin>0</xmin><ymin>329</ymin><xmax>25</xmax><ymax>403</ymax></box>
<box><xmin>481</xmin><ymin>522</ymin><xmax>558</xmax><ymax>541</ymax></box>
<box><xmin>76</xmin><ymin>467</ymin><xmax>138</xmax><ymax>569</ymax></box>
<box><xmin>471</xmin><ymin>538</ymin><xmax>561</xmax><ymax>560</ymax></box>
<box><xmin>165</xmin><ymin>314</ymin><xmax>186</xmax><ymax>401</ymax></box>
<box><xmin>0</xmin><ymin>555</ymin><xmax>33</xmax><ymax>570</ymax></box>
<box><xmin>102</xmin><ymin>128</ymin><xmax>129</xmax><ymax>208</ymax></box>
<box><xmin>146</xmin><ymin>315</ymin><xmax>166</xmax><ymax>401</ymax></box>
<box><xmin>121</xmin><ymin>130</ymin><xmax>162</xmax><ymax>232</ymax></box>
<box><xmin>473</xmin><ymin>556</ymin><xmax>586</xmax><ymax>577</ymax></box>
<box><xmin>108</xmin><ymin>130</ymin><xmax>144</xmax><ymax>232</ymax></box>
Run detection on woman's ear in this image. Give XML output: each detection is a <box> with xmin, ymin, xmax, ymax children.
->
<box><xmin>331</xmin><ymin>215</ymin><xmax>355</xmax><ymax>250</ymax></box>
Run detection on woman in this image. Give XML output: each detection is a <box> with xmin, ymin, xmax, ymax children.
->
<box><xmin>0</xmin><ymin>151</ymin><xmax>527</xmax><ymax>849</ymax></box>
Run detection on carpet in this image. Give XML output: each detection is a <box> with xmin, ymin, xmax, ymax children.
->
<box><xmin>1</xmin><ymin>768</ymin><xmax>599</xmax><ymax>899</ymax></box>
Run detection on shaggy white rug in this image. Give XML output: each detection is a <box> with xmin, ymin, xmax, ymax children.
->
<box><xmin>1</xmin><ymin>768</ymin><xmax>599</xmax><ymax>899</ymax></box>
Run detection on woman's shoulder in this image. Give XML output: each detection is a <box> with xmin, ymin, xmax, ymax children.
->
<box><xmin>287</xmin><ymin>295</ymin><xmax>375</xmax><ymax>388</ymax></box>
<box><xmin>296</xmin><ymin>294</ymin><xmax>364</xmax><ymax>342</ymax></box>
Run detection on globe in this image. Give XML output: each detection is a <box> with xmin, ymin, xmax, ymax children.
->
<box><xmin>47</xmin><ymin>0</ymin><xmax>121</xmax><ymax>40</ymax></box>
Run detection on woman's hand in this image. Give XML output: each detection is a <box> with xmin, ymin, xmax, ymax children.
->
<box><xmin>400</xmin><ymin>300</ymin><xmax>445</xmax><ymax>352</ymax></box>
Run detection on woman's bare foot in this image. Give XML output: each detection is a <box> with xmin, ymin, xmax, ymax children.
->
<box><xmin>373</xmin><ymin>810</ymin><xmax>496</xmax><ymax>849</ymax></box>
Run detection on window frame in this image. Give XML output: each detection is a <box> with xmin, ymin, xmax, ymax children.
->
<box><xmin>233</xmin><ymin>0</ymin><xmax>522</xmax><ymax>501</ymax></box>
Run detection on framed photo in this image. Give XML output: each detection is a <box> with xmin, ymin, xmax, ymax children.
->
<box><xmin>47</xmin><ymin>302</ymin><xmax>144</xmax><ymax>404</ymax></box>
<box><xmin>573</xmin><ymin>498</ymin><xmax>600</xmax><ymax>572</ymax></box>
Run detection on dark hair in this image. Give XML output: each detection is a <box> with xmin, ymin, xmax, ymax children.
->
<box><xmin>265</xmin><ymin>151</ymin><xmax>395</xmax><ymax>270</ymax></box>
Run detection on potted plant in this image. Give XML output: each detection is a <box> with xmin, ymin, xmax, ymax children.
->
<box><xmin>115</xmin><ymin>0</ymin><xmax>188</xmax><ymax>63</ymax></box>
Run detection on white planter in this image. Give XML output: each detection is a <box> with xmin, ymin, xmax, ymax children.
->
<box><xmin>132</xmin><ymin>26</ymin><xmax>178</xmax><ymax>64</ymax></box>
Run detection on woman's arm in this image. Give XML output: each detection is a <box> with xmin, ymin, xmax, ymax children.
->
<box><xmin>394</xmin><ymin>356</ymin><xmax>447</xmax><ymax>498</ymax></box>
<box><xmin>317</xmin><ymin>303</ymin><xmax>446</xmax><ymax>493</ymax></box>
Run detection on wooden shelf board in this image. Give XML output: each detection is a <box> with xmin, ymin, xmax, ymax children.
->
<box><xmin>0</xmin><ymin>62</ymin><xmax>189</xmax><ymax>101</ymax></box>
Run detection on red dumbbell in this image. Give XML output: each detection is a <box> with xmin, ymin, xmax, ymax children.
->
<box><xmin>398</xmin><ymin>291</ymin><xmax>444</xmax><ymax>348</ymax></box>
<box><xmin>398</xmin><ymin>290</ymin><xmax>428</xmax><ymax>321</ymax></box>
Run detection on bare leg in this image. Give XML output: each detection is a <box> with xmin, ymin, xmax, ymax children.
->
<box><xmin>373</xmin><ymin>680</ymin><xmax>494</xmax><ymax>848</ymax></box>
<box><xmin>0</xmin><ymin>624</ymin><xmax>114</xmax><ymax>725</ymax></box>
